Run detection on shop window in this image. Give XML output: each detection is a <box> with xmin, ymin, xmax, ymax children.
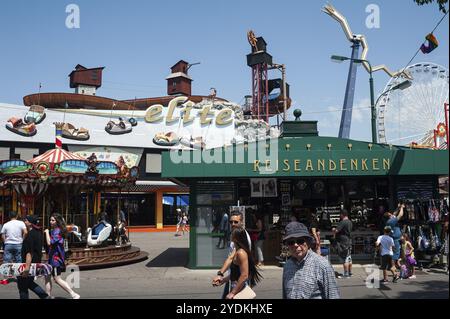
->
<box><xmin>196</xmin><ymin>181</ymin><xmax>235</xmax><ymax>206</ymax></box>
<box><xmin>163</xmin><ymin>194</ymin><xmax>189</xmax><ymax>225</ymax></box>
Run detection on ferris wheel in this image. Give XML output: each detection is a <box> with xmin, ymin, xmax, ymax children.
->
<box><xmin>377</xmin><ymin>62</ymin><xmax>449</xmax><ymax>146</ymax></box>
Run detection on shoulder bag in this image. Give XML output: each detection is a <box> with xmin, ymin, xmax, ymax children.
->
<box><xmin>234</xmin><ymin>285</ymin><xmax>256</xmax><ymax>299</ymax></box>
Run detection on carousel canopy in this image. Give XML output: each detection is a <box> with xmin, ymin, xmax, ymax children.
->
<box><xmin>29</xmin><ymin>148</ymin><xmax>85</xmax><ymax>164</ymax></box>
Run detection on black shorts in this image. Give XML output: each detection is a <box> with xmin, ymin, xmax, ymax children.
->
<box><xmin>51</xmin><ymin>266</ymin><xmax>64</xmax><ymax>277</ymax></box>
<box><xmin>380</xmin><ymin>255</ymin><xmax>393</xmax><ymax>270</ymax></box>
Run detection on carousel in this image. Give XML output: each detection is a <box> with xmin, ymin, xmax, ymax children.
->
<box><xmin>0</xmin><ymin>123</ymin><xmax>148</xmax><ymax>269</ymax></box>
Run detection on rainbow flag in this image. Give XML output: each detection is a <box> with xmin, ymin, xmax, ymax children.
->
<box><xmin>420</xmin><ymin>33</ymin><xmax>439</xmax><ymax>54</ymax></box>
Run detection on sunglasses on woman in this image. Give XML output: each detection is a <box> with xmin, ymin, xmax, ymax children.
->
<box><xmin>285</xmin><ymin>238</ymin><xmax>307</xmax><ymax>246</ymax></box>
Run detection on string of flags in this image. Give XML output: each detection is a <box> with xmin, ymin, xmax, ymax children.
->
<box><xmin>420</xmin><ymin>33</ymin><xmax>439</xmax><ymax>54</ymax></box>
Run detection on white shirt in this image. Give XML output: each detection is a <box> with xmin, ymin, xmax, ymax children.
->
<box><xmin>1</xmin><ymin>220</ymin><xmax>26</xmax><ymax>245</ymax></box>
<box><xmin>376</xmin><ymin>235</ymin><xmax>394</xmax><ymax>256</ymax></box>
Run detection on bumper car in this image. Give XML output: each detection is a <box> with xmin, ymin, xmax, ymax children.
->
<box><xmin>6</xmin><ymin>117</ymin><xmax>37</xmax><ymax>137</ymax></box>
<box><xmin>128</xmin><ymin>117</ymin><xmax>138</xmax><ymax>127</ymax></box>
<box><xmin>153</xmin><ymin>132</ymin><xmax>179</xmax><ymax>146</ymax></box>
<box><xmin>24</xmin><ymin>105</ymin><xmax>46</xmax><ymax>124</ymax></box>
<box><xmin>62</xmin><ymin>123</ymin><xmax>90</xmax><ymax>141</ymax></box>
<box><xmin>105</xmin><ymin>118</ymin><xmax>132</xmax><ymax>135</ymax></box>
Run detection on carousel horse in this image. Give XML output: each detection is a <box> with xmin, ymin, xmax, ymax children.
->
<box><xmin>114</xmin><ymin>221</ymin><xmax>129</xmax><ymax>246</ymax></box>
<box><xmin>66</xmin><ymin>224</ymin><xmax>82</xmax><ymax>243</ymax></box>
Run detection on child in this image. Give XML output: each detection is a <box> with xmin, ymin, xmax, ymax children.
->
<box><xmin>401</xmin><ymin>234</ymin><xmax>416</xmax><ymax>279</ymax></box>
<box><xmin>399</xmin><ymin>262</ymin><xmax>409</xmax><ymax>279</ymax></box>
<box><xmin>376</xmin><ymin>226</ymin><xmax>400</xmax><ymax>283</ymax></box>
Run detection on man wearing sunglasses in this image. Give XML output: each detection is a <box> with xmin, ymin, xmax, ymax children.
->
<box><xmin>282</xmin><ymin>222</ymin><xmax>340</xmax><ymax>299</ymax></box>
<box><xmin>212</xmin><ymin>211</ymin><xmax>251</xmax><ymax>298</ymax></box>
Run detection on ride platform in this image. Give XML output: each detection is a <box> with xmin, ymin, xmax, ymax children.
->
<box><xmin>0</xmin><ymin>243</ymin><xmax>148</xmax><ymax>270</ymax></box>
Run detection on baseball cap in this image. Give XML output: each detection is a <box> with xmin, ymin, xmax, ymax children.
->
<box><xmin>25</xmin><ymin>215</ymin><xmax>39</xmax><ymax>225</ymax></box>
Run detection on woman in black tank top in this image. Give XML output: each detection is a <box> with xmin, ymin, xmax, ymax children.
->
<box><xmin>224</xmin><ymin>227</ymin><xmax>262</xmax><ymax>299</ymax></box>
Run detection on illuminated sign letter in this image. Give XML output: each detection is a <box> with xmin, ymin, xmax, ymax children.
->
<box><xmin>317</xmin><ymin>159</ymin><xmax>325</xmax><ymax>171</ymax></box>
<box><xmin>340</xmin><ymin>159</ymin><xmax>347</xmax><ymax>171</ymax></box>
<box><xmin>216</xmin><ymin>109</ymin><xmax>233</xmax><ymax>126</ymax></box>
<box><xmin>145</xmin><ymin>105</ymin><xmax>163</xmax><ymax>123</ymax></box>
<box><xmin>351</xmin><ymin>159</ymin><xmax>358</xmax><ymax>171</ymax></box>
<box><xmin>283</xmin><ymin>159</ymin><xmax>290</xmax><ymax>171</ymax></box>
<box><xmin>199</xmin><ymin>106</ymin><xmax>214</xmax><ymax>125</ymax></box>
<box><xmin>383</xmin><ymin>158</ymin><xmax>390</xmax><ymax>170</ymax></box>
<box><xmin>182</xmin><ymin>106</ymin><xmax>195</xmax><ymax>124</ymax></box>
<box><xmin>294</xmin><ymin>160</ymin><xmax>301</xmax><ymax>172</ymax></box>
<box><xmin>372</xmin><ymin>158</ymin><xmax>380</xmax><ymax>170</ymax></box>
<box><xmin>361</xmin><ymin>159</ymin><xmax>369</xmax><ymax>171</ymax></box>
<box><xmin>329</xmin><ymin>160</ymin><xmax>336</xmax><ymax>171</ymax></box>
<box><xmin>166</xmin><ymin>96</ymin><xmax>187</xmax><ymax>124</ymax></box>
<box><xmin>253</xmin><ymin>160</ymin><xmax>260</xmax><ymax>172</ymax></box>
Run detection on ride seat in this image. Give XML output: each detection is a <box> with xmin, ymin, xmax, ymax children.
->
<box><xmin>87</xmin><ymin>222</ymin><xmax>112</xmax><ymax>246</ymax></box>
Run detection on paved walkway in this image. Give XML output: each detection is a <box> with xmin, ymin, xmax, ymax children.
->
<box><xmin>0</xmin><ymin>232</ymin><xmax>448</xmax><ymax>299</ymax></box>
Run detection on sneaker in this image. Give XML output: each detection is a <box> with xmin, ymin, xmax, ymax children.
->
<box><xmin>348</xmin><ymin>272</ymin><xmax>353</xmax><ymax>277</ymax></box>
<box><xmin>71</xmin><ymin>293</ymin><xmax>80</xmax><ymax>299</ymax></box>
<box><xmin>380</xmin><ymin>279</ymin><xmax>389</xmax><ymax>284</ymax></box>
<box><xmin>408</xmin><ymin>275</ymin><xmax>416</xmax><ymax>279</ymax></box>
<box><xmin>393</xmin><ymin>275</ymin><xmax>399</xmax><ymax>283</ymax></box>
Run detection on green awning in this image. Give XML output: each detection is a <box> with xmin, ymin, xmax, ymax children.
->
<box><xmin>162</xmin><ymin>136</ymin><xmax>449</xmax><ymax>178</ymax></box>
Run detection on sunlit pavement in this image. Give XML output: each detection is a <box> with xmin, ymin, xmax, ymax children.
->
<box><xmin>0</xmin><ymin>232</ymin><xmax>448</xmax><ymax>299</ymax></box>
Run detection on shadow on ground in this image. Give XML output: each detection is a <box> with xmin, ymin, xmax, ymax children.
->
<box><xmin>396</xmin><ymin>280</ymin><xmax>449</xmax><ymax>299</ymax></box>
<box><xmin>145</xmin><ymin>248</ymin><xmax>189</xmax><ymax>268</ymax></box>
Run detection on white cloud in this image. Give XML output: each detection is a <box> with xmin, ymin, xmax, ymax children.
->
<box><xmin>352</xmin><ymin>98</ymin><xmax>371</xmax><ymax>123</ymax></box>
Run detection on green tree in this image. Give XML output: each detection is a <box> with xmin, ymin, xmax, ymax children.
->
<box><xmin>414</xmin><ymin>0</ymin><xmax>448</xmax><ymax>13</ymax></box>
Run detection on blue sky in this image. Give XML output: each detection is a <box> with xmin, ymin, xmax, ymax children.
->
<box><xmin>0</xmin><ymin>0</ymin><xmax>448</xmax><ymax>141</ymax></box>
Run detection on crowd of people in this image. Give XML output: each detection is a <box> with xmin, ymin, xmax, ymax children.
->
<box><xmin>1</xmin><ymin>199</ymin><xmax>448</xmax><ymax>300</ymax></box>
<box><xmin>0</xmin><ymin>211</ymin><xmax>80</xmax><ymax>299</ymax></box>
<box><xmin>210</xmin><ymin>200</ymin><xmax>449</xmax><ymax>299</ymax></box>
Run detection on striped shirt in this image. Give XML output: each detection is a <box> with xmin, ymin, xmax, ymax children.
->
<box><xmin>283</xmin><ymin>249</ymin><xmax>340</xmax><ymax>299</ymax></box>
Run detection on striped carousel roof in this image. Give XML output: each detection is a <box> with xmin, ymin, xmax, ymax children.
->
<box><xmin>28</xmin><ymin>148</ymin><xmax>86</xmax><ymax>164</ymax></box>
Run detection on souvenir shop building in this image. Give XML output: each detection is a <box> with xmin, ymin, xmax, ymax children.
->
<box><xmin>162</xmin><ymin>121</ymin><xmax>449</xmax><ymax>268</ymax></box>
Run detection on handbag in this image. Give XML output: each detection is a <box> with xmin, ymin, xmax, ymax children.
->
<box><xmin>419</xmin><ymin>227</ymin><xmax>430</xmax><ymax>250</ymax></box>
<box><xmin>234</xmin><ymin>285</ymin><xmax>256</xmax><ymax>299</ymax></box>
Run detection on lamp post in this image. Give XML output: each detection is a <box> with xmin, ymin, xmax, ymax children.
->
<box><xmin>332</xmin><ymin>55</ymin><xmax>413</xmax><ymax>143</ymax></box>
<box><xmin>374</xmin><ymin>79</ymin><xmax>412</xmax><ymax>107</ymax></box>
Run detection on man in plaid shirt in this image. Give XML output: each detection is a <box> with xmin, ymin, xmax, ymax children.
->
<box><xmin>282</xmin><ymin>222</ymin><xmax>340</xmax><ymax>299</ymax></box>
